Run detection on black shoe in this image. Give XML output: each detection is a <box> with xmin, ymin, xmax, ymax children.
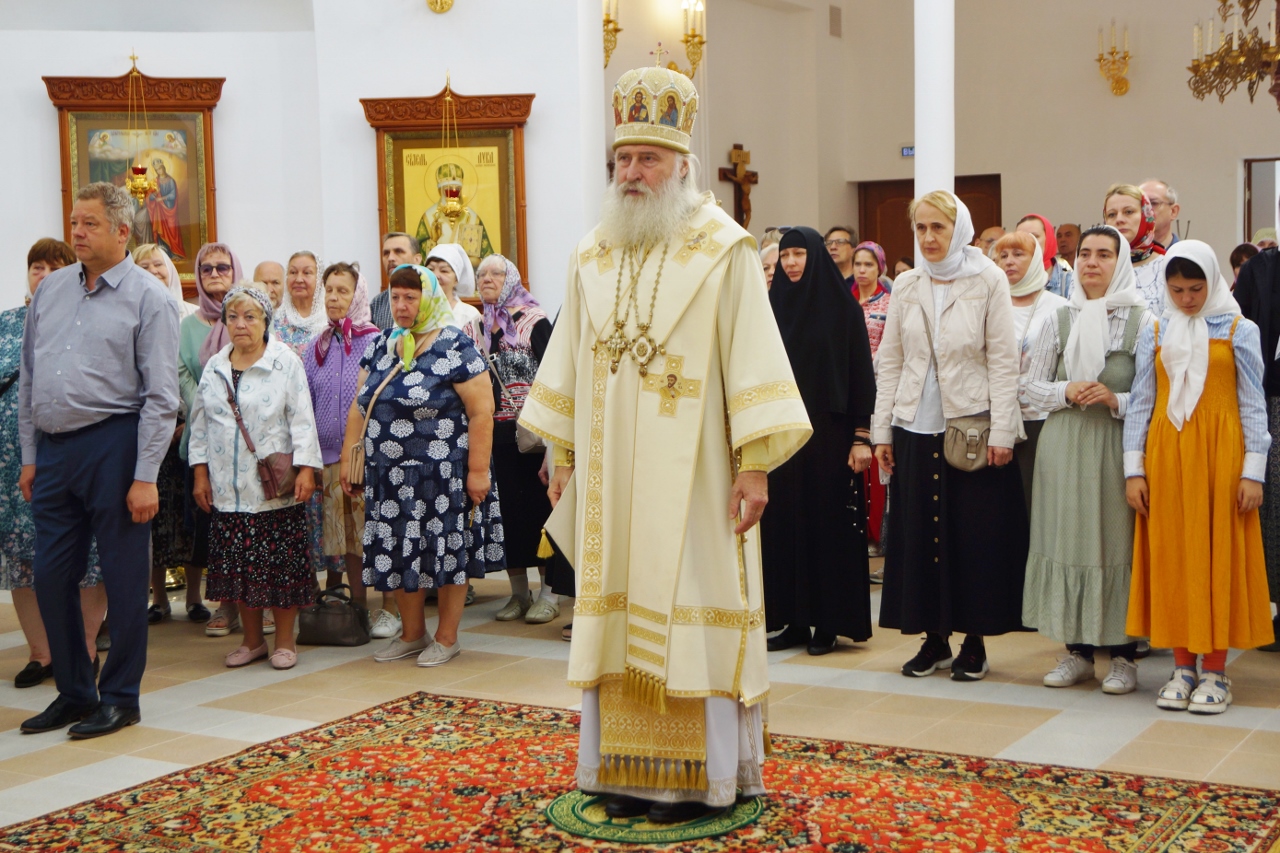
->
<box><xmin>950</xmin><ymin>636</ymin><xmax>989</xmax><ymax>682</ymax></box>
<box><xmin>807</xmin><ymin>631</ymin><xmax>839</xmax><ymax>656</ymax></box>
<box><xmin>14</xmin><ymin>661</ymin><xmax>53</xmax><ymax>689</ymax></box>
<box><xmin>20</xmin><ymin>696</ymin><xmax>99</xmax><ymax>734</ymax></box>
<box><xmin>603</xmin><ymin>795</ymin><xmax>653</xmax><ymax>819</ymax></box>
<box><xmin>186</xmin><ymin>602</ymin><xmax>212</xmax><ymax>623</ymax></box>
<box><xmin>68</xmin><ymin>704</ymin><xmax>141</xmax><ymax>739</ymax></box>
<box><xmin>646</xmin><ymin>800</ymin><xmax>723</xmax><ymax>824</ymax></box>
<box><xmin>1133</xmin><ymin>639</ymin><xmax>1152</xmax><ymax>659</ymax></box>
<box><xmin>766</xmin><ymin>624</ymin><xmax>811</xmax><ymax>652</ymax></box>
<box><xmin>902</xmin><ymin>634</ymin><xmax>953</xmax><ymax>677</ymax></box>
<box><xmin>147</xmin><ymin>603</ymin><xmax>171</xmax><ymax>625</ymax></box>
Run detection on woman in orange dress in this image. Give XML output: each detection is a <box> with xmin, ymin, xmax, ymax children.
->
<box><xmin>1124</xmin><ymin>240</ymin><xmax>1275</xmax><ymax>715</ymax></box>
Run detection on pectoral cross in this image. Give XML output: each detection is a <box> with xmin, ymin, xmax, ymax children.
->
<box><xmin>651</xmin><ymin>42</ymin><xmax>670</xmax><ymax>67</ymax></box>
<box><xmin>641</xmin><ymin>355</ymin><xmax>702</xmax><ymax>417</ymax></box>
<box><xmin>717</xmin><ymin>144</ymin><xmax>759</xmax><ymax>229</ymax></box>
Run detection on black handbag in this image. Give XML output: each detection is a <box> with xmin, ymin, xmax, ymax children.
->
<box><xmin>296</xmin><ymin>584</ymin><xmax>370</xmax><ymax>646</ymax></box>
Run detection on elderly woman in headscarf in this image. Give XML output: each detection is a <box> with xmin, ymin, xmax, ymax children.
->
<box><xmin>1125</xmin><ymin>240</ymin><xmax>1274</xmax><ymax>714</ymax></box>
<box><xmin>1103</xmin><ymin>184</ymin><xmax>1167</xmax><ymax>315</ymax></box>
<box><xmin>131</xmin><ymin>244</ymin><xmax>206</xmax><ymax>624</ymax></box>
<box><xmin>189</xmin><ymin>286</ymin><xmax>322</xmax><ymax>671</ymax></box>
<box><xmin>425</xmin><ymin>243</ymin><xmax>483</xmax><ymax>341</ymax></box>
<box><xmin>302</xmin><ymin>263</ymin><xmax>383</xmax><ymax>622</ymax></box>
<box><xmin>761</xmin><ymin>227</ymin><xmax>877</xmax><ymax>656</ymax></box>
<box><xmin>184</xmin><ymin>242</ymin><xmax>245</xmax><ymax>636</ymax></box>
<box><xmin>872</xmin><ymin>190</ymin><xmax>1026</xmax><ymax>683</ymax></box>
<box><xmin>1021</xmin><ymin>226</ymin><xmax>1151</xmax><ymax>695</ymax></box>
<box><xmin>340</xmin><ymin>264</ymin><xmax>504</xmax><ymax>668</ymax></box>
<box><xmin>474</xmin><ymin>254</ymin><xmax>560</xmax><ymax>623</ymax></box>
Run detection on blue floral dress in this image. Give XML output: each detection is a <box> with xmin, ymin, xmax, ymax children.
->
<box><xmin>0</xmin><ymin>305</ymin><xmax>101</xmax><ymax>588</ymax></box>
<box><xmin>357</xmin><ymin>326</ymin><xmax>505</xmax><ymax>592</ymax></box>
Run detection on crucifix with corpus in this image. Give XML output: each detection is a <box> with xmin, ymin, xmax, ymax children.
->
<box><xmin>718</xmin><ymin>144</ymin><xmax>758</xmax><ymax>229</ymax></box>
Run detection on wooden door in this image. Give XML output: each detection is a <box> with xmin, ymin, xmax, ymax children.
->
<box><xmin>858</xmin><ymin>174</ymin><xmax>1002</xmax><ymax>269</ymax></box>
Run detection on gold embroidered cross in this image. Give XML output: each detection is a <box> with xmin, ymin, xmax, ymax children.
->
<box><xmin>673</xmin><ymin>220</ymin><xmax>723</xmax><ymax>266</ymax></box>
<box><xmin>579</xmin><ymin>239</ymin><xmax>615</xmax><ymax>274</ymax></box>
<box><xmin>641</xmin><ymin>355</ymin><xmax>702</xmax><ymax>417</ymax></box>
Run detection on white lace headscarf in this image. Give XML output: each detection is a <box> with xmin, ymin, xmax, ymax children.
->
<box><xmin>277</xmin><ymin>250</ymin><xmax>329</xmax><ymax>336</ymax></box>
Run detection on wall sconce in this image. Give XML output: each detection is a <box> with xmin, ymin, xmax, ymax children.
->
<box><xmin>1097</xmin><ymin>19</ymin><xmax>1131</xmax><ymax>95</ymax></box>
<box><xmin>671</xmin><ymin>0</ymin><xmax>706</xmax><ymax>78</ymax></box>
<box><xmin>603</xmin><ymin>0</ymin><xmax>622</xmax><ymax>68</ymax></box>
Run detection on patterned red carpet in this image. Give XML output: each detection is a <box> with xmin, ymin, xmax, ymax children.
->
<box><xmin>2</xmin><ymin>692</ymin><xmax>1278</xmax><ymax>852</ymax></box>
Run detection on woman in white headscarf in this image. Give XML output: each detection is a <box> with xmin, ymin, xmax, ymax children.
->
<box><xmin>1021</xmin><ymin>225</ymin><xmax>1152</xmax><ymax>695</ymax></box>
<box><xmin>1125</xmin><ymin>239</ymin><xmax>1274</xmax><ymax>716</ymax></box>
<box><xmin>872</xmin><ymin>190</ymin><xmax>1026</xmax><ymax>683</ymax></box>
<box><xmin>274</xmin><ymin>250</ymin><xmax>330</xmax><ymax>357</ymax></box>
<box><xmin>425</xmin><ymin>243</ymin><xmax>483</xmax><ymax>341</ymax></box>
<box><xmin>134</xmin><ymin>243</ymin><xmax>198</xmax><ymax>318</ymax></box>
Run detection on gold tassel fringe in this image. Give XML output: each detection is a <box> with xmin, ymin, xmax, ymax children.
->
<box><xmin>536</xmin><ymin>529</ymin><xmax>554</xmax><ymax>560</ymax></box>
<box><xmin>597</xmin><ymin>754</ymin><xmax>709</xmax><ymax>791</ymax></box>
<box><xmin>763</xmin><ymin>722</ymin><xmax>774</xmax><ymax>756</ymax></box>
<box><xmin>623</xmin><ymin>665</ymin><xmax>668</xmax><ymax>714</ymax></box>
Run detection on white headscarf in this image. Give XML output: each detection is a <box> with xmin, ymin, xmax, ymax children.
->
<box><xmin>426</xmin><ymin>243</ymin><xmax>476</xmax><ymax>298</ymax></box>
<box><xmin>1159</xmin><ymin>239</ymin><xmax>1241</xmax><ymax>430</ymax></box>
<box><xmin>154</xmin><ymin>250</ymin><xmax>198</xmax><ymax>318</ymax></box>
<box><xmin>920</xmin><ymin>192</ymin><xmax>994</xmax><ymax>281</ymax></box>
<box><xmin>1007</xmin><ymin>239</ymin><xmax>1049</xmax><ymax>298</ymax></box>
<box><xmin>1063</xmin><ymin>227</ymin><xmax>1146</xmax><ymax>382</ymax></box>
<box><xmin>277</xmin><ymin>252</ymin><xmax>329</xmax><ymax>336</ymax></box>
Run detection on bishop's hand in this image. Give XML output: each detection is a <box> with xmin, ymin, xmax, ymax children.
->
<box><xmin>729</xmin><ymin>470</ymin><xmax>768</xmax><ymax>535</ymax></box>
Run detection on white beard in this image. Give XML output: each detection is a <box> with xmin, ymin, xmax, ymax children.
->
<box><xmin>599</xmin><ymin>170</ymin><xmax>703</xmax><ymax>250</ymax></box>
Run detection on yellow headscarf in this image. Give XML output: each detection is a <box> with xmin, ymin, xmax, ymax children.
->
<box><xmin>387</xmin><ymin>264</ymin><xmax>453</xmax><ymax>372</ymax></box>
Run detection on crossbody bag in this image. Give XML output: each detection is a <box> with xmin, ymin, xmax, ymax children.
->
<box><xmin>346</xmin><ymin>364</ymin><xmax>402</xmax><ymax>488</ymax></box>
<box><xmin>218</xmin><ymin>373</ymin><xmax>299</xmax><ymax>501</ymax></box>
<box><xmin>918</xmin><ymin>298</ymin><xmax>991</xmax><ymax>472</ymax></box>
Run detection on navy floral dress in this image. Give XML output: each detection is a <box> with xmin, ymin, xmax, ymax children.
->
<box><xmin>0</xmin><ymin>306</ymin><xmax>101</xmax><ymax>589</ymax></box>
<box><xmin>357</xmin><ymin>326</ymin><xmax>505</xmax><ymax>592</ymax></box>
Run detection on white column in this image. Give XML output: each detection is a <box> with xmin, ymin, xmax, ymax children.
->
<box><xmin>913</xmin><ymin>0</ymin><xmax>955</xmax><ymax>199</ymax></box>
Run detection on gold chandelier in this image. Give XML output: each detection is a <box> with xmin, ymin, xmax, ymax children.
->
<box><xmin>1187</xmin><ymin>0</ymin><xmax>1279</xmax><ymax>103</ymax></box>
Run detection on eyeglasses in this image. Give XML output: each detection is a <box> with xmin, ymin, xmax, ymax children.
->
<box><xmin>1148</xmin><ymin>200</ymin><xmax>1172</xmax><ymax>208</ymax></box>
<box><xmin>824</xmin><ymin>239</ymin><xmax>852</xmax><ymax>248</ymax></box>
<box><xmin>199</xmin><ymin>263</ymin><xmax>233</xmax><ymax>276</ymax></box>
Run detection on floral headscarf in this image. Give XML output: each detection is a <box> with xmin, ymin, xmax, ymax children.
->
<box><xmin>478</xmin><ymin>254</ymin><xmax>542</xmax><ymax>353</ymax></box>
<box><xmin>194</xmin><ymin>242</ymin><xmax>245</xmax><ymax>365</ymax></box>
<box><xmin>219</xmin><ymin>285</ymin><xmax>275</xmax><ymax>347</ymax></box>
<box><xmin>314</xmin><ymin>270</ymin><xmax>381</xmax><ymax>366</ymax></box>
<box><xmin>852</xmin><ymin>241</ymin><xmax>887</xmax><ymax>275</ymax></box>
<box><xmin>387</xmin><ymin>264</ymin><xmax>453</xmax><ymax>372</ymax></box>
<box><xmin>277</xmin><ymin>251</ymin><xmax>330</xmax><ymax>337</ymax></box>
<box><xmin>1121</xmin><ymin>191</ymin><xmax>1166</xmax><ymax>264</ymax></box>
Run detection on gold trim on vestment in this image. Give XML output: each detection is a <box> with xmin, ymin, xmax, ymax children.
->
<box><xmin>727</xmin><ymin>381</ymin><xmax>800</xmax><ymax>415</ymax></box>
<box><xmin>734</xmin><ymin>422</ymin><xmax>813</xmax><ymax>449</ymax></box>
<box><xmin>528</xmin><ymin>381</ymin><xmax>576</xmax><ymax>417</ymax></box>
<box><xmin>671</xmin><ymin>606</ymin><xmax>764</xmax><ymax>629</ymax></box>
<box><xmin>516</xmin><ymin>420</ymin><xmax>572</xmax><ymax>451</ymax></box>
<box><xmin>628</xmin><ymin>601</ymin><xmax>669</xmax><ymax>626</ymax></box>
<box><xmin>573</xmin><ymin>592</ymin><xmax>627</xmax><ymax>616</ymax></box>
<box><xmin>627</xmin><ymin>644</ymin><xmax>665</xmax><ymax>667</ymax></box>
<box><xmin>627</xmin><ymin>623</ymin><xmax>666</xmax><ymax>645</ymax></box>
<box><xmin>578</xmin><ymin>348</ymin><xmax>609</xmax><ymax>599</ymax></box>
<box><xmin>597</xmin><ymin>679</ymin><xmax>707</xmax><ymax>790</ymax></box>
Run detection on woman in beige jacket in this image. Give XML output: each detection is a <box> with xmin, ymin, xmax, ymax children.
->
<box><xmin>872</xmin><ymin>190</ymin><xmax>1028</xmax><ymax>682</ymax></box>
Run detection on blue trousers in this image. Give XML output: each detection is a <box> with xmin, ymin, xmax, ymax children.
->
<box><xmin>33</xmin><ymin>414</ymin><xmax>151</xmax><ymax>708</ymax></box>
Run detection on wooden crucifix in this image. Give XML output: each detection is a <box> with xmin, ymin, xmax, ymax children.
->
<box><xmin>718</xmin><ymin>144</ymin><xmax>759</xmax><ymax>229</ymax></box>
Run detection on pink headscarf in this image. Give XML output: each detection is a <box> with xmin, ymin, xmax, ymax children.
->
<box><xmin>852</xmin><ymin>241</ymin><xmax>887</xmax><ymax>275</ymax></box>
<box><xmin>194</xmin><ymin>242</ymin><xmax>244</xmax><ymax>365</ymax></box>
<box><xmin>314</xmin><ymin>270</ymin><xmax>380</xmax><ymax>366</ymax></box>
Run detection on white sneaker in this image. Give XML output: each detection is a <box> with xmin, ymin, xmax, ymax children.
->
<box><xmin>1043</xmin><ymin>652</ymin><xmax>1094</xmax><ymax>688</ymax></box>
<box><xmin>1101</xmin><ymin>657</ymin><xmax>1138</xmax><ymax>694</ymax></box>
<box><xmin>369</xmin><ymin>609</ymin><xmax>402</xmax><ymax>640</ymax></box>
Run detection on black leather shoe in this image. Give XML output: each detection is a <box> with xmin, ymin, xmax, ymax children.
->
<box><xmin>147</xmin><ymin>603</ymin><xmax>171</xmax><ymax>625</ymax></box>
<box><xmin>1259</xmin><ymin>617</ymin><xmax>1280</xmax><ymax>652</ymax></box>
<box><xmin>68</xmin><ymin>704</ymin><xmax>140</xmax><ymax>739</ymax></box>
<box><xmin>807</xmin><ymin>631</ymin><xmax>839</xmax><ymax>656</ymax></box>
<box><xmin>766</xmin><ymin>624</ymin><xmax>811</xmax><ymax>652</ymax></box>
<box><xmin>646</xmin><ymin>800</ymin><xmax>723</xmax><ymax>824</ymax></box>
<box><xmin>14</xmin><ymin>661</ymin><xmax>53</xmax><ymax>689</ymax></box>
<box><xmin>603</xmin><ymin>795</ymin><xmax>653</xmax><ymax>819</ymax></box>
<box><xmin>20</xmin><ymin>696</ymin><xmax>99</xmax><ymax>734</ymax></box>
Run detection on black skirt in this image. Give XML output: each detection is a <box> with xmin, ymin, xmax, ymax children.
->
<box><xmin>879</xmin><ymin>428</ymin><xmax>1029</xmax><ymax>637</ymax></box>
<box><xmin>206</xmin><ymin>504</ymin><xmax>313</xmax><ymax>609</ymax></box>
<box><xmin>492</xmin><ymin>427</ymin><xmax>551</xmax><ymax>570</ymax></box>
<box><xmin>761</xmin><ymin>411</ymin><xmax>872</xmax><ymax>641</ymax></box>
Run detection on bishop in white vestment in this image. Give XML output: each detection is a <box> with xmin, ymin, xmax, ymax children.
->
<box><xmin>519</xmin><ymin>65</ymin><xmax>811</xmax><ymax>822</ymax></box>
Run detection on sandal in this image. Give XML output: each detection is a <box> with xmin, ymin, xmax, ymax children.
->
<box><xmin>206</xmin><ymin>605</ymin><xmax>241</xmax><ymax>638</ymax></box>
<box><xmin>1189</xmin><ymin>673</ymin><xmax>1232</xmax><ymax>715</ymax></box>
<box><xmin>225</xmin><ymin>643</ymin><xmax>268</xmax><ymax>667</ymax></box>
<box><xmin>561</xmin><ymin>622</ymin><xmax>573</xmax><ymax>642</ymax></box>
<box><xmin>147</xmin><ymin>603</ymin><xmax>171</xmax><ymax>625</ymax></box>
<box><xmin>1156</xmin><ymin>666</ymin><xmax>1197</xmax><ymax>711</ymax></box>
<box><xmin>270</xmin><ymin>648</ymin><xmax>297</xmax><ymax>670</ymax></box>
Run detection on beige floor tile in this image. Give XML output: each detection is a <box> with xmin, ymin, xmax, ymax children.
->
<box><xmin>0</xmin><ymin>743</ymin><xmax>110</xmax><ymax>777</ymax></box>
<box><xmin>269</xmin><ymin>697</ymin><xmax>382</xmax><ymax>723</ymax></box>
<box><xmin>1238</xmin><ymin>730</ymin><xmax>1280</xmax><ymax>757</ymax></box>
<box><xmin>63</xmin><ymin>724</ymin><xmax>187</xmax><ymax>756</ymax></box>
<box><xmin>950</xmin><ymin>702</ymin><xmax>1059</xmax><ymax>729</ymax></box>
<box><xmin>464</xmin><ymin>619</ymin><xmax>552</xmax><ymax>638</ymax></box>
<box><xmin>265</xmin><ymin>668</ymin><xmax>381</xmax><ymax>694</ymax></box>
<box><xmin>146</xmin><ymin>658</ymin><xmax>239</xmax><ymax>682</ymax></box>
<box><xmin>0</xmin><ymin>769</ymin><xmax>40</xmax><ymax>791</ymax></box>
<box><xmin>203</xmin><ymin>688</ymin><xmax>315</xmax><ymax>714</ymax></box>
<box><xmin>777</xmin><ymin>643</ymin><xmax>877</xmax><ymax>669</ymax></box>
<box><xmin>763</xmin><ymin>682</ymin><xmax>809</xmax><ymax>703</ymax></box>
<box><xmin>1135</xmin><ymin>720</ymin><xmax>1252</xmax><ymax>751</ymax></box>
<box><xmin>1097</xmin><ymin>763</ymin><xmax>1203</xmax><ymax>783</ymax></box>
<box><xmin>769</xmin><ymin>704</ymin><xmax>935</xmax><ymax>746</ymax></box>
<box><xmin>447</xmin><ymin>657</ymin><xmax>568</xmax><ymax>693</ymax></box>
<box><xmin>330</xmin><ymin>681</ymin><xmax>418</xmax><ymax>705</ymax></box>
<box><xmin>131</xmin><ymin>733</ymin><xmax>253</xmax><ymax>766</ymax></box>
<box><xmin>1228</xmin><ymin>683</ymin><xmax>1280</xmax><ymax>709</ymax></box>
<box><xmin>140</xmin><ymin>674</ymin><xmax>189</xmax><ymax>694</ymax></box>
<box><xmin>863</xmin><ymin>692</ymin><xmax>972</xmax><ymax>720</ymax></box>
<box><xmin>493</xmin><ymin>683</ymin><xmax>584</xmax><ymax>710</ymax></box>
<box><xmin>904</xmin><ymin>720</ymin><xmax>1034</xmax><ymax>758</ymax></box>
<box><xmin>776</xmin><ymin>686</ymin><xmax>883</xmax><ymax>712</ymax></box>
<box><xmin>1205</xmin><ymin>750</ymin><xmax>1280</xmax><ymax>789</ymax></box>
<box><xmin>0</xmin><ymin>706</ymin><xmax>39</xmax><ymax>733</ymax></box>
<box><xmin>1102</xmin><ymin>740</ymin><xmax>1228</xmax><ymax>778</ymax></box>
<box><xmin>368</xmin><ymin>651</ymin><xmax>525</xmax><ymax>682</ymax></box>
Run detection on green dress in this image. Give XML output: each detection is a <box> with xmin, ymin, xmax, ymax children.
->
<box><xmin>1022</xmin><ymin>307</ymin><xmax>1144</xmax><ymax>646</ymax></box>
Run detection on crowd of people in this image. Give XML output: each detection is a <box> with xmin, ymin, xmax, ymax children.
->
<box><xmin>4</xmin><ymin>168</ymin><xmax>1279</xmax><ymax>743</ymax></box>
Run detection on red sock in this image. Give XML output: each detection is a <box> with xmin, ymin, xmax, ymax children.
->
<box><xmin>1173</xmin><ymin>647</ymin><xmax>1197</xmax><ymax>668</ymax></box>
<box><xmin>1201</xmin><ymin>649</ymin><xmax>1228</xmax><ymax>673</ymax></box>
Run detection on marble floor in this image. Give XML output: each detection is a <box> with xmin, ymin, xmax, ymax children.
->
<box><xmin>0</xmin><ymin>569</ymin><xmax>1278</xmax><ymax>828</ymax></box>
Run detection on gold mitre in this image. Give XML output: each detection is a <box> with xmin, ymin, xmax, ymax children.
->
<box><xmin>611</xmin><ymin>66</ymin><xmax>698</xmax><ymax>154</ymax></box>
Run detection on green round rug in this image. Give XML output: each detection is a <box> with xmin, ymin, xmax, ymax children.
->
<box><xmin>545</xmin><ymin>792</ymin><xmax>763</xmax><ymax>843</ymax></box>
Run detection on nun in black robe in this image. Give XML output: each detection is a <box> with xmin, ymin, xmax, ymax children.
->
<box><xmin>761</xmin><ymin>226</ymin><xmax>878</xmax><ymax>655</ymax></box>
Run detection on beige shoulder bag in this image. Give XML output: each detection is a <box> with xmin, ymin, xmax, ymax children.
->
<box><xmin>346</xmin><ymin>364</ymin><xmax>402</xmax><ymax>488</ymax></box>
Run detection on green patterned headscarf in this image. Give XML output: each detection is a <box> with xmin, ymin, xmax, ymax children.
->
<box><xmin>387</xmin><ymin>264</ymin><xmax>452</xmax><ymax>371</ymax></box>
